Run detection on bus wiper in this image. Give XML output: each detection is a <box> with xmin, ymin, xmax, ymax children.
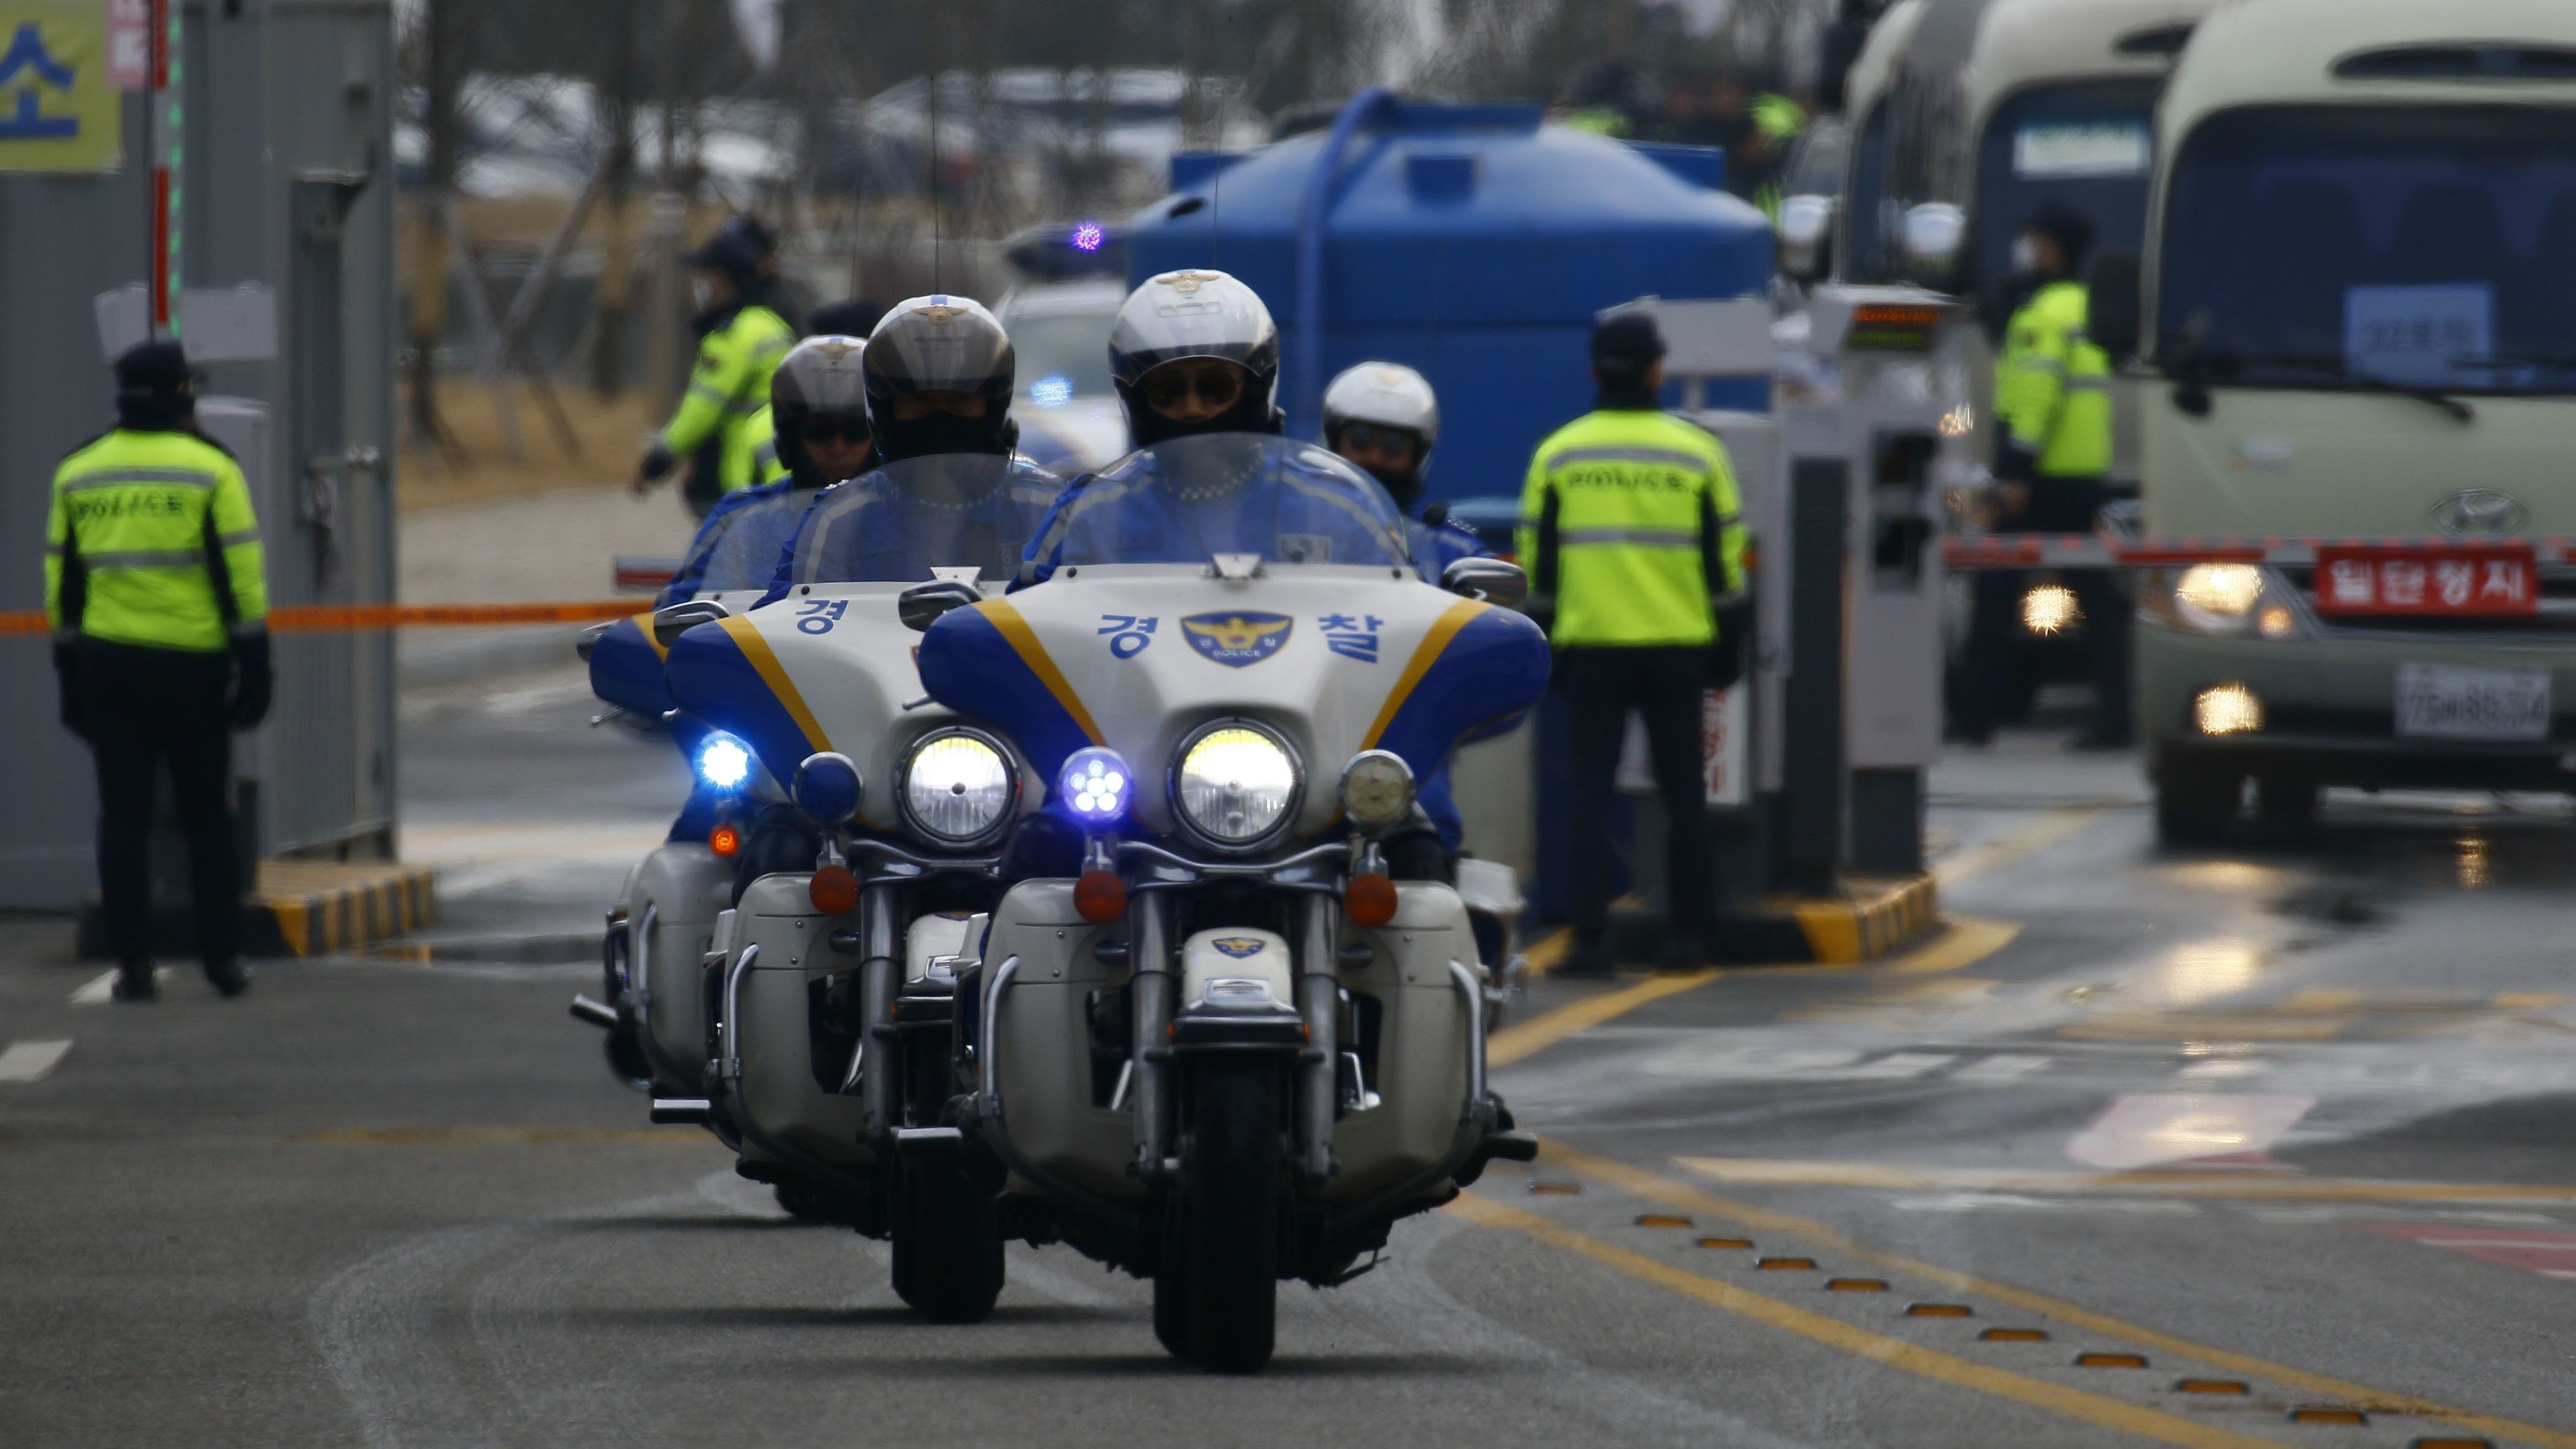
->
<box><xmin>2229</xmin><ymin>353</ymin><xmax>2475</xmax><ymax>423</ymax></box>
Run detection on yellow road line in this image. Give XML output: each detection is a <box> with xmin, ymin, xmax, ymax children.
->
<box><xmin>1935</xmin><ymin>802</ymin><xmax>2116</xmax><ymax>886</ymax></box>
<box><xmin>1492</xmin><ymin>918</ymin><xmax>2023</xmax><ymax>1067</ymax></box>
<box><xmin>1674</xmin><ymin>1157</ymin><xmax>2576</xmax><ymax>1205</ymax></box>
<box><xmin>1489</xmin><ymin>970</ymin><xmax>1721</xmax><ymax>1067</ymax></box>
<box><xmin>1887</xmin><ymin>917</ymin><xmax>2020</xmax><ymax>974</ymax></box>
<box><xmin>1522</xmin><ymin>926</ymin><xmax>1571</xmax><ymax>978</ymax></box>
<box><xmin>1447</xmin><ymin>1193</ymin><xmax>2292</xmax><ymax>1449</ymax></box>
<box><xmin>1543</xmin><ymin>1139</ymin><xmax>2576</xmax><ymax>1449</ymax></box>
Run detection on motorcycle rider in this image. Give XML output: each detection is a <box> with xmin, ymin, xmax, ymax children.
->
<box><xmin>1322</xmin><ymin>361</ymin><xmax>1484</xmax><ymax>578</ymax></box>
<box><xmin>1322</xmin><ymin>362</ymin><xmax>1483</xmax><ymax>867</ymax></box>
<box><xmin>1019</xmin><ymin>270</ymin><xmax>1404</xmax><ymax>586</ymax></box>
<box><xmin>657</xmin><ymin>334</ymin><xmax>874</xmax><ymax>608</ymax></box>
<box><xmin>761</xmin><ymin>294</ymin><xmax>1060</xmax><ymax>599</ymax></box>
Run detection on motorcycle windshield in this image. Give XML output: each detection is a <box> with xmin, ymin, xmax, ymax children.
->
<box><xmin>1027</xmin><ymin>434</ymin><xmax>1410</xmax><ymax>571</ymax></box>
<box><xmin>784</xmin><ymin>455</ymin><xmax>1066</xmax><ymax>588</ymax></box>
<box><xmin>688</xmin><ymin>488</ymin><xmax>815</xmax><ymax>596</ymax></box>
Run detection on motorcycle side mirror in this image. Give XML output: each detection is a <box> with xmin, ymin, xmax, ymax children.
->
<box><xmin>899</xmin><ymin>579</ymin><xmax>983</xmax><ymax>632</ymax></box>
<box><xmin>1441</xmin><ymin>557</ymin><xmax>1528</xmax><ymax>608</ymax></box>
<box><xmin>652</xmin><ymin>599</ymin><xmax>729</xmax><ymax>650</ymax></box>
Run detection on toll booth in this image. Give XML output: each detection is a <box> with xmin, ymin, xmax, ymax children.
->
<box><xmin>0</xmin><ymin>0</ymin><xmax>397</xmax><ymax>910</ymax></box>
<box><xmin>1779</xmin><ymin>286</ymin><xmax>1953</xmax><ymax>883</ymax></box>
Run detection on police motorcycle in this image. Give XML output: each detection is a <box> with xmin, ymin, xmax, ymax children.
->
<box><xmin>875</xmin><ymin>267</ymin><xmax>1542</xmax><ymax>1370</ymax></box>
<box><xmin>570</xmin><ymin>334</ymin><xmax>878</xmax><ymax>1170</ymax></box>
<box><xmin>652</xmin><ymin>298</ymin><xmax>1065</xmax><ymax>1322</ymax></box>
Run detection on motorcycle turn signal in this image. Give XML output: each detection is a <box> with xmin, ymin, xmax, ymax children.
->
<box><xmin>809</xmin><ymin>864</ymin><xmax>861</xmax><ymax>917</ymax></box>
<box><xmin>1344</xmin><ymin>871</ymin><xmax>1398</xmax><ymax>929</ymax></box>
<box><xmin>1073</xmin><ymin>869</ymin><xmax>1128</xmax><ymax>924</ymax></box>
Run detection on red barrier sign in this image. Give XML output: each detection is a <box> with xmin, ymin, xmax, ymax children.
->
<box><xmin>2310</xmin><ymin>545</ymin><xmax>2537</xmax><ymax>618</ymax></box>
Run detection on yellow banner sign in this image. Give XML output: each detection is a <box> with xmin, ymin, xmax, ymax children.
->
<box><xmin>0</xmin><ymin>1</ymin><xmax>121</xmax><ymax>172</ymax></box>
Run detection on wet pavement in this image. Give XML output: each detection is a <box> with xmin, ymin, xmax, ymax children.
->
<box><xmin>6</xmin><ymin>671</ymin><xmax>2576</xmax><ymax>1447</ymax></box>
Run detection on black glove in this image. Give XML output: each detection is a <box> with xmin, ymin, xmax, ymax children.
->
<box><xmin>635</xmin><ymin>442</ymin><xmax>678</xmax><ymax>486</ymax></box>
<box><xmin>52</xmin><ymin>638</ymin><xmax>86</xmax><ymax>740</ymax></box>
<box><xmin>229</xmin><ymin>631</ymin><xmax>274</xmax><ymax>730</ymax></box>
<box><xmin>1706</xmin><ymin>599</ymin><xmax>1753</xmax><ymax>692</ymax></box>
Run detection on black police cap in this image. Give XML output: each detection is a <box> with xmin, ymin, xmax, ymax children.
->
<box><xmin>113</xmin><ymin>340</ymin><xmax>196</xmax><ymax>395</ymax></box>
<box><xmin>1591</xmin><ymin>310</ymin><xmax>1666</xmax><ymax>375</ymax></box>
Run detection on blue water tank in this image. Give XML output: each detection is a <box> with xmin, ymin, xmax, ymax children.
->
<box><xmin>1126</xmin><ymin>96</ymin><xmax>1774</xmax><ymax>502</ymax></box>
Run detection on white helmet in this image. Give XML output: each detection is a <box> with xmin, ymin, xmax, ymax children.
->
<box><xmin>1322</xmin><ymin>363</ymin><xmax>1440</xmax><ymax>458</ymax></box>
<box><xmin>1108</xmin><ymin>269</ymin><xmax>1281</xmax><ymax>446</ymax></box>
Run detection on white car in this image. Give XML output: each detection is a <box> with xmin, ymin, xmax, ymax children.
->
<box><xmin>998</xmin><ymin>279</ymin><xmax>1130</xmax><ymax>474</ymax></box>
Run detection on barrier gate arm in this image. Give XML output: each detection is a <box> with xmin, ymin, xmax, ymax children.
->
<box><xmin>1943</xmin><ymin>534</ymin><xmax>2576</xmax><ymax>569</ymax></box>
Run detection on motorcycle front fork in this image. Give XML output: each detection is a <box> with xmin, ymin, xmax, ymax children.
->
<box><xmin>1127</xmin><ymin>891</ymin><xmax>1339</xmax><ymax>1186</ymax></box>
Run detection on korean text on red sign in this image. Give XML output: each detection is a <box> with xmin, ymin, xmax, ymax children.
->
<box><xmin>2311</xmin><ymin>546</ymin><xmax>2537</xmax><ymax>618</ymax></box>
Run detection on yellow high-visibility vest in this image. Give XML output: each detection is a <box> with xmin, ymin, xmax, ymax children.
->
<box><xmin>1516</xmin><ymin>409</ymin><xmax>1747</xmax><ymax>648</ymax></box>
<box><xmin>661</xmin><ymin>303</ymin><xmax>794</xmax><ymax>493</ymax></box>
<box><xmin>46</xmin><ymin>428</ymin><xmax>267</xmax><ymax>652</ymax></box>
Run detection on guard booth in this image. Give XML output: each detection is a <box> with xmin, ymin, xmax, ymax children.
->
<box><xmin>0</xmin><ymin>0</ymin><xmax>398</xmax><ymax>913</ymax></box>
<box><xmin>1587</xmin><ymin>288</ymin><xmax>1950</xmax><ymax>963</ymax></box>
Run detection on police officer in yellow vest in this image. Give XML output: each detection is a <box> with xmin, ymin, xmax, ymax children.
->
<box><xmin>632</xmin><ymin>215</ymin><xmax>796</xmax><ymax>517</ymax></box>
<box><xmin>46</xmin><ymin>342</ymin><xmax>270</xmax><ymax>1001</ymax></box>
<box><xmin>1519</xmin><ymin>310</ymin><xmax>1749</xmax><ymax>977</ymax></box>
<box><xmin>1955</xmin><ymin>204</ymin><xmax>2131</xmax><ymax>749</ymax></box>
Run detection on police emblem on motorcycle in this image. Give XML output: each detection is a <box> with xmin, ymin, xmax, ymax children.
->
<box><xmin>1181</xmin><ymin>612</ymin><xmax>1292</xmax><ymax>667</ymax></box>
<box><xmin>1211</xmin><ymin>937</ymin><xmax>1267</xmax><ymax>959</ymax></box>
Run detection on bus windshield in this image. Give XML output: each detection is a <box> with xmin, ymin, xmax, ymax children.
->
<box><xmin>2159</xmin><ymin>106</ymin><xmax>2576</xmax><ymax>394</ymax></box>
<box><xmin>1971</xmin><ymin>79</ymin><xmax>2162</xmax><ymax>296</ymax></box>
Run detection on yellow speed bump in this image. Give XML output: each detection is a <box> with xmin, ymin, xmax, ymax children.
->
<box><xmin>1826</xmin><ymin>1278</ymin><xmax>1889</xmax><ymax>1292</ymax></box>
<box><xmin>2291</xmin><ymin>1407</ymin><xmax>2369</xmax><ymax>1426</ymax></box>
<box><xmin>1635</xmin><ymin>1213</ymin><xmax>1693</xmax><ymax>1228</ymax></box>
<box><xmin>1906</xmin><ymin>1302</ymin><xmax>1973</xmax><ymax>1318</ymax></box>
<box><xmin>2177</xmin><ymin>1380</ymin><xmax>2251</xmax><ymax>1396</ymax></box>
<box><xmin>1696</xmin><ymin>1236</ymin><xmax>1754</xmax><ymax>1250</ymax></box>
<box><xmin>2078</xmin><ymin>1352</ymin><xmax>2151</xmax><ymax>1369</ymax></box>
<box><xmin>1982</xmin><ymin>1328</ymin><xmax>2049</xmax><ymax>1342</ymax></box>
<box><xmin>1757</xmin><ymin>1256</ymin><xmax>1817</xmax><ymax>1270</ymax></box>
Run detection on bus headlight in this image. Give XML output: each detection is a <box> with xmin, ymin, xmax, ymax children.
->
<box><xmin>1173</xmin><ymin>721</ymin><xmax>1300</xmax><ymax>849</ymax></box>
<box><xmin>899</xmin><ymin>728</ymin><xmax>1017</xmax><ymax>847</ymax></box>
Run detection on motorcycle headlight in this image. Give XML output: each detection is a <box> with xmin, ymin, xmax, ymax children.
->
<box><xmin>1338</xmin><ymin>750</ymin><xmax>1415</xmax><ymax>831</ymax></box>
<box><xmin>696</xmin><ymin>732</ymin><xmax>753</xmax><ymax>791</ymax></box>
<box><xmin>899</xmin><ymin>728</ymin><xmax>1018</xmax><ymax>847</ymax></box>
<box><xmin>1172</xmin><ymin>721</ymin><xmax>1301</xmax><ymax>850</ymax></box>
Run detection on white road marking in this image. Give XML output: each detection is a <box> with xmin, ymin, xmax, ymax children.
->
<box><xmin>2066</xmin><ymin>1093</ymin><xmax>2316</xmax><ymax>1170</ymax></box>
<box><xmin>1953</xmin><ymin>1053</ymin><xmax>2052</xmax><ymax>1082</ymax></box>
<box><xmin>1836</xmin><ymin>1051</ymin><xmax>1956</xmax><ymax>1080</ymax></box>
<box><xmin>0</xmin><ymin>1039</ymin><xmax>73</xmax><ymax>1083</ymax></box>
<box><xmin>69</xmin><ymin>967</ymin><xmax>166</xmax><ymax>1006</ymax></box>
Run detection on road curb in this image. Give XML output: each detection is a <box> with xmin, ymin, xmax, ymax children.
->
<box><xmin>79</xmin><ymin>859</ymin><xmax>440</xmax><ymax>959</ymax></box>
<box><xmin>1603</xmin><ymin>873</ymin><xmax>1941</xmax><ymax>965</ymax></box>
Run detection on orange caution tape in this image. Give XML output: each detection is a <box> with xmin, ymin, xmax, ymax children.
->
<box><xmin>0</xmin><ymin>600</ymin><xmax>641</xmax><ymax>636</ymax></box>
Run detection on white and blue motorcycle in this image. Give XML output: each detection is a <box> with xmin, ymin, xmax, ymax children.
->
<box><xmin>589</xmin><ymin>454</ymin><xmax>1061</xmax><ymax>1320</ymax></box>
<box><xmin>911</xmin><ymin>434</ymin><xmax>1547</xmax><ymax>1372</ymax></box>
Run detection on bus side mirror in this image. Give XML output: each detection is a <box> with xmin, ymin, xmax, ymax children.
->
<box><xmin>1778</xmin><ymin>194</ymin><xmax>1837</xmax><ymax>283</ymax></box>
<box><xmin>1900</xmin><ymin>202</ymin><xmax>1966</xmax><ymax>291</ymax></box>
<box><xmin>2085</xmin><ymin>250</ymin><xmax>2144</xmax><ymax>363</ymax></box>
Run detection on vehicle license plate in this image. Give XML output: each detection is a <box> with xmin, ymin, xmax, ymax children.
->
<box><xmin>2313</xmin><ymin>545</ymin><xmax>2536</xmax><ymax>618</ymax></box>
<box><xmin>2395</xmin><ymin>663</ymin><xmax>2551</xmax><ymax>741</ymax></box>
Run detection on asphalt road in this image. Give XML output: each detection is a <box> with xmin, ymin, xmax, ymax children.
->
<box><xmin>8</xmin><ymin>667</ymin><xmax>2576</xmax><ymax>1448</ymax></box>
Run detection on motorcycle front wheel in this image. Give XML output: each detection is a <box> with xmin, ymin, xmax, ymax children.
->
<box><xmin>891</xmin><ymin>1156</ymin><xmax>1004</xmax><ymax>1323</ymax></box>
<box><xmin>1171</xmin><ymin>1062</ymin><xmax>1282</xmax><ymax>1372</ymax></box>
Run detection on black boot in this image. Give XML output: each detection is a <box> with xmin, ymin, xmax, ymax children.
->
<box><xmin>205</xmin><ymin>957</ymin><xmax>251</xmax><ymax>998</ymax></box>
<box><xmin>112</xmin><ymin>959</ymin><xmax>156</xmax><ymax>1002</ymax></box>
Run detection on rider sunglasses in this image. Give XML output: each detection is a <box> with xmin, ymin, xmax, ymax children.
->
<box><xmin>797</xmin><ymin>417</ymin><xmax>870</xmax><ymax>445</ymax></box>
<box><xmin>1338</xmin><ymin>422</ymin><xmax>1418</xmax><ymax>458</ymax></box>
<box><xmin>1141</xmin><ymin>363</ymin><xmax>1246</xmax><ymax>412</ymax></box>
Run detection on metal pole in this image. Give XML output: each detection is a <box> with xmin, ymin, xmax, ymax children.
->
<box><xmin>148</xmin><ymin>0</ymin><xmax>180</xmax><ymax>337</ymax></box>
<box><xmin>1780</xmin><ymin>455</ymin><xmax>1848</xmax><ymax>894</ymax></box>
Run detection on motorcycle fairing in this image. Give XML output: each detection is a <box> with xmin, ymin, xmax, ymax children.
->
<box><xmin>918</xmin><ymin>566</ymin><xmax>1549</xmax><ymax>839</ymax></box>
<box><xmin>665</xmin><ymin>612</ymin><xmax>833</xmax><ymax>789</ymax></box>
<box><xmin>588</xmin><ymin>613</ymin><xmax>673</xmax><ymax>720</ymax></box>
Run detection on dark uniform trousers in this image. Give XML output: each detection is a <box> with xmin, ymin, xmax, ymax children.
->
<box><xmin>1558</xmin><ymin>645</ymin><xmax>1714</xmax><ymax>945</ymax></box>
<box><xmin>1957</xmin><ymin>477</ymin><xmax>2133</xmax><ymax>737</ymax></box>
<box><xmin>77</xmin><ymin>639</ymin><xmax>240</xmax><ymax>966</ymax></box>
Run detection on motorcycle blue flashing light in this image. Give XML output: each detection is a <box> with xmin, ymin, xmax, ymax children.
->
<box><xmin>791</xmin><ymin>751</ymin><xmax>864</xmax><ymax>824</ymax></box>
<box><xmin>1070</xmin><ymin>220</ymin><xmax>1105</xmax><ymax>253</ymax></box>
<box><xmin>1029</xmin><ymin>375</ymin><xmax>1074</xmax><ymax>408</ymax></box>
<box><xmin>696</xmin><ymin>733</ymin><xmax>753</xmax><ymax>791</ymax></box>
<box><xmin>1059</xmin><ymin>747</ymin><xmax>1131</xmax><ymax>823</ymax></box>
